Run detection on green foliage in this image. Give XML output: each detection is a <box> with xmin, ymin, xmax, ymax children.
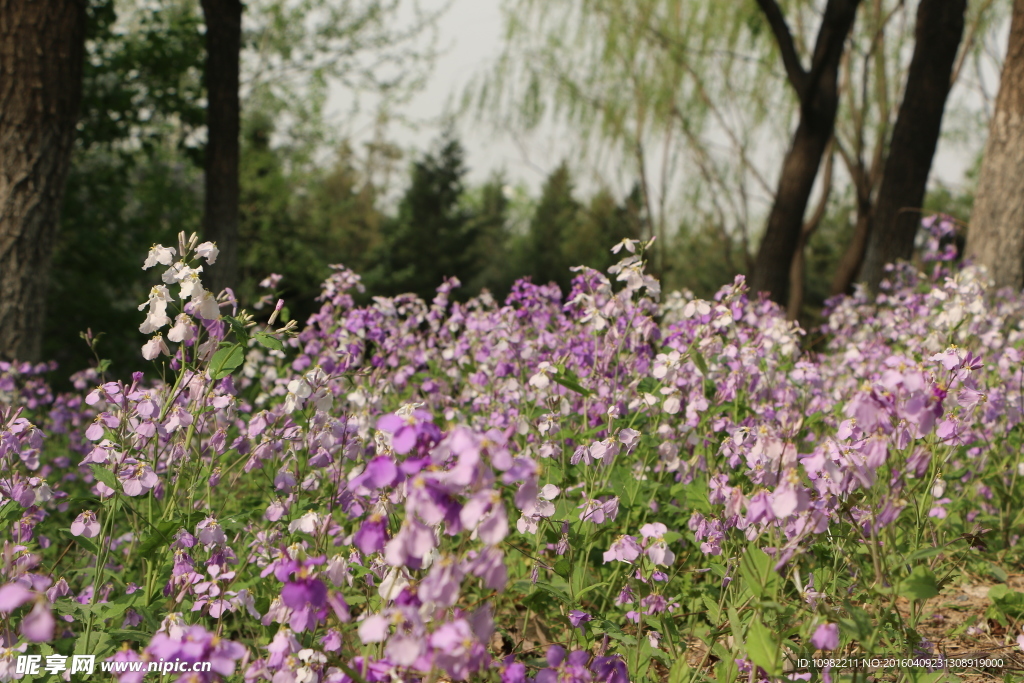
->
<box><xmin>367</xmin><ymin>131</ymin><xmax>481</xmax><ymax>301</ymax></box>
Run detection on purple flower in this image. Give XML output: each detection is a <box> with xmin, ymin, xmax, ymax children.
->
<box><xmin>19</xmin><ymin>601</ymin><xmax>55</xmax><ymax>642</ymax></box>
<box><xmin>568</xmin><ymin>610</ymin><xmax>592</xmax><ymax>631</ymax></box>
<box><xmin>811</xmin><ymin>623</ymin><xmax>839</xmax><ymax>651</ymax></box>
<box><xmin>603</xmin><ymin>535</ymin><xmax>642</xmax><ymax>563</ymax></box>
<box><xmin>354</xmin><ymin>514</ymin><xmax>389</xmax><ymax>555</ymax></box>
<box><xmin>0</xmin><ymin>582</ymin><xmax>33</xmax><ymax>612</ymax></box>
<box><xmin>70</xmin><ymin>510</ymin><xmax>101</xmax><ymax>538</ymax></box>
<box><xmin>118</xmin><ymin>460</ymin><xmax>158</xmax><ymax>496</ymax></box>
<box><xmin>429</xmin><ymin>618</ymin><xmax>491</xmax><ymax>681</ymax></box>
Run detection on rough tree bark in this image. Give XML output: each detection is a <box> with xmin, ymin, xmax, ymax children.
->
<box><xmin>0</xmin><ymin>0</ymin><xmax>87</xmax><ymax>362</ymax></box>
<box><xmin>964</xmin><ymin>0</ymin><xmax>1024</xmax><ymax>290</ymax></box>
<box><xmin>857</xmin><ymin>0</ymin><xmax>966</xmax><ymax>292</ymax></box>
<box><xmin>749</xmin><ymin>0</ymin><xmax>862</xmax><ymax>306</ymax></box>
<box><xmin>200</xmin><ymin>0</ymin><xmax>242</xmax><ymax>293</ymax></box>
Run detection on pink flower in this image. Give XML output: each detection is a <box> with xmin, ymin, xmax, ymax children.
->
<box><xmin>603</xmin><ymin>535</ymin><xmax>641</xmax><ymax>563</ymax></box>
<box><xmin>70</xmin><ymin>510</ymin><xmax>101</xmax><ymax>538</ymax></box>
<box><xmin>811</xmin><ymin>623</ymin><xmax>839</xmax><ymax>651</ymax></box>
<box><xmin>141</xmin><ymin>334</ymin><xmax>170</xmax><ymax>361</ymax></box>
<box><xmin>20</xmin><ymin>601</ymin><xmax>55</xmax><ymax>642</ymax></box>
<box><xmin>0</xmin><ymin>582</ymin><xmax>33</xmax><ymax>612</ymax></box>
<box><xmin>118</xmin><ymin>460</ymin><xmax>158</xmax><ymax>496</ymax></box>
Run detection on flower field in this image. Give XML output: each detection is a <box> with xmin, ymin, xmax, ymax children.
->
<box><xmin>3</xmin><ymin>225</ymin><xmax>1024</xmax><ymax>683</ymax></box>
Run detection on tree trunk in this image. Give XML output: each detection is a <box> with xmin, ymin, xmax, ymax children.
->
<box><xmin>750</xmin><ymin>0</ymin><xmax>861</xmax><ymax>305</ymax></box>
<box><xmin>964</xmin><ymin>0</ymin><xmax>1024</xmax><ymax>290</ymax></box>
<box><xmin>0</xmin><ymin>0</ymin><xmax>86</xmax><ymax>362</ymax></box>
<box><xmin>858</xmin><ymin>0</ymin><xmax>966</xmax><ymax>291</ymax></box>
<box><xmin>829</xmin><ymin>196</ymin><xmax>872</xmax><ymax>297</ymax></box>
<box><xmin>200</xmin><ymin>0</ymin><xmax>242</xmax><ymax>293</ymax></box>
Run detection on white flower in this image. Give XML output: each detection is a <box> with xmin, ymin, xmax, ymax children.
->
<box><xmin>167</xmin><ymin>314</ymin><xmax>195</xmax><ymax>343</ymax></box>
<box><xmin>139</xmin><ymin>307</ymin><xmax>171</xmax><ymax>335</ymax></box>
<box><xmin>142</xmin><ymin>334</ymin><xmax>171</xmax><ymax>360</ymax></box>
<box><xmin>138</xmin><ymin>285</ymin><xmax>174</xmax><ymax>333</ymax></box>
<box><xmin>143</xmin><ymin>244</ymin><xmax>176</xmax><ymax>269</ymax></box>
<box><xmin>138</xmin><ymin>284</ymin><xmax>174</xmax><ymax>313</ymax></box>
<box><xmin>611</xmin><ymin>238</ymin><xmax>638</xmax><ymax>254</ymax></box>
<box><xmin>288</xmin><ymin>511</ymin><xmax>322</xmax><ymax>534</ymax></box>
<box><xmin>196</xmin><ymin>241</ymin><xmax>219</xmax><ymax>264</ymax></box>
<box><xmin>176</xmin><ymin>265</ymin><xmax>205</xmax><ymax>299</ymax></box>
<box><xmin>193</xmin><ymin>290</ymin><xmax>220</xmax><ymax>320</ymax></box>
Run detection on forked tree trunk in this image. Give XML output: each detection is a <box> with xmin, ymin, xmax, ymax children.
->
<box><xmin>964</xmin><ymin>0</ymin><xmax>1024</xmax><ymax>290</ymax></box>
<box><xmin>858</xmin><ymin>0</ymin><xmax>966</xmax><ymax>291</ymax></box>
<box><xmin>200</xmin><ymin>0</ymin><xmax>242</xmax><ymax>293</ymax></box>
<box><xmin>0</xmin><ymin>0</ymin><xmax>87</xmax><ymax>362</ymax></box>
<box><xmin>750</xmin><ymin>0</ymin><xmax>861</xmax><ymax>305</ymax></box>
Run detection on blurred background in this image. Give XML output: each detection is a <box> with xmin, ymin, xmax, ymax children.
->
<box><xmin>13</xmin><ymin>0</ymin><xmax>1013</xmax><ymax>379</ymax></box>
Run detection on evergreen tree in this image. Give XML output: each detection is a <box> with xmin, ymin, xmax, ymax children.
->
<box><xmin>371</xmin><ymin>132</ymin><xmax>478</xmax><ymax>301</ymax></box>
<box><xmin>463</xmin><ymin>177</ymin><xmax>513</xmax><ymax>298</ymax></box>
<box><xmin>527</xmin><ymin>162</ymin><xmax>579</xmax><ymax>295</ymax></box>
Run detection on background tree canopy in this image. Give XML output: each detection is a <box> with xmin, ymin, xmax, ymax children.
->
<box><xmin>0</xmin><ymin>0</ymin><xmax>1019</xmax><ymax>381</ymax></box>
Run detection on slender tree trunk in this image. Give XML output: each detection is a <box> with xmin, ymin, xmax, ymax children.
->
<box><xmin>200</xmin><ymin>0</ymin><xmax>242</xmax><ymax>293</ymax></box>
<box><xmin>827</xmin><ymin>196</ymin><xmax>868</xmax><ymax>296</ymax></box>
<box><xmin>964</xmin><ymin>0</ymin><xmax>1024</xmax><ymax>290</ymax></box>
<box><xmin>788</xmin><ymin>138</ymin><xmax>834</xmax><ymax>318</ymax></box>
<box><xmin>858</xmin><ymin>0</ymin><xmax>966</xmax><ymax>291</ymax></box>
<box><xmin>0</xmin><ymin>0</ymin><xmax>86</xmax><ymax>362</ymax></box>
<box><xmin>750</xmin><ymin>0</ymin><xmax>861</xmax><ymax>305</ymax></box>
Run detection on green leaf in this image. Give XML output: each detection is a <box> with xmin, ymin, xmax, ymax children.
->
<box><xmin>668</xmin><ymin>656</ymin><xmax>691</xmax><ymax>683</ymax></box>
<box><xmin>746</xmin><ymin>618</ymin><xmax>781</xmax><ymax>676</ymax></box>
<box><xmin>90</xmin><ymin>464</ymin><xmax>118</xmax><ymax>489</ymax></box>
<box><xmin>576</xmin><ymin>581</ymin><xmax>608</xmax><ymax>601</ymax></box>
<box><xmin>254</xmin><ymin>331</ymin><xmax>284</xmax><ymax>351</ymax></box>
<box><xmin>0</xmin><ymin>502</ymin><xmax>21</xmax><ymax>526</ymax></box>
<box><xmin>739</xmin><ymin>543</ymin><xmax>778</xmax><ymax>599</ymax></box>
<box><xmin>691</xmin><ymin>349</ymin><xmax>709</xmax><ymax>376</ymax></box>
<box><xmin>136</xmin><ymin>520</ymin><xmax>182</xmax><ymax>557</ymax></box>
<box><xmin>906</xmin><ymin>546</ymin><xmax>945</xmax><ymax>564</ymax></box>
<box><xmin>702</xmin><ymin>593</ymin><xmax>721</xmax><ymax>623</ymax></box>
<box><xmin>900</xmin><ymin>565</ymin><xmax>940</xmax><ymax>601</ymax></box>
<box><xmin>553</xmin><ymin>559</ymin><xmax>571</xmax><ymax>579</ymax></box>
<box><xmin>210</xmin><ymin>344</ymin><xmax>244</xmax><ymax>379</ymax></box>
<box><xmin>551</xmin><ymin>373</ymin><xmax>591</xmax><ymax>397</ymax></box>
<box><xmin>532</xmin><ymin>581</ymin><xmax>573</xmax><ymax>606</ymax></box>
<box><xmin>107</xmin><ymin>629</ymin><xmax>151</xmax><ymax>644</ymax></box>
<box><xmin>591</xmin><ymin>619</ymin><xmax>638</xmax><ymax>646</ymax></box>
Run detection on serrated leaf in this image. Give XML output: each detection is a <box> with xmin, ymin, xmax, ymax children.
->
<box><xmin>90</xmin><ymin>464</ymin><xmax>117</xmax><ymax>489</ymax></box>
<box><xmin>702</xmin><ymin>593</ymin><xmax>721</xmax><ymax>622</ymax></box>
<box><xmin>746</xmin><ymin>618</ymin><xmax>781</xmax><ymax>676</ymax></box>
<box><xmin>210</xmin><ymin>344</ymin><xmax>244</xmax><ymax>380</ymax></box>
<box><xmin>740</xmin><ymin>543</ymin><xmax>778</xmax><ymax>599</ymax></box>
<box><xmin>254</xmin><ymin>332</ymin><xmax>284</xmax><ymax>351</ymax></box>
<box><xmin>900</xmin><ymin>565</ymin><xmax>939</xmax><ymax>601</ymax></box>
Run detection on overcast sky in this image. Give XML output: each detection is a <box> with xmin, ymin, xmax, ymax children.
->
<box><xmin>337</xmin><ymin>0</ymin><xmax>1004</xmax><ymax>205</ymax></box>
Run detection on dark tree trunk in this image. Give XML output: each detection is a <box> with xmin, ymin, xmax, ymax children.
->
<box><xmin>750</xmin><ymin>0</ymin><xmax>862</xmax><ymax>305</ymax></box>
<box><xmin>0</xmin><ymin>0</ymin><xmax>86</xmax><ymax>362</ymax></box>
<box><xmin>200</xmin><ymin>0</ymin><xmax>242</xmax><ymax>293</ymax></box>
<box><xmin>964</xmin><ymin>0</ymin><xmax>1024</xmax><ymax>290</ymax></box>
<box><xmin>829</xmin><ymin>194</ymin><xmax>872</xmax><ymax>297</ymax></box>
<box><xmin>858</xmin><ymin>0</ymin><xmax>966</xmax><ymax>291</ymax></box>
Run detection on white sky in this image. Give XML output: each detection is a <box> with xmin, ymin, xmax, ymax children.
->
<box><xmin>335</xmin><ymin>0</ymin><xmax>1005</xmax><ymax>211</ymax></box>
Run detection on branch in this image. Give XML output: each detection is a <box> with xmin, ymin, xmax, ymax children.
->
<box><xmin>755</xmin><ymin>0</ymin><xmax>809</xmax><ymax>96</ymax></box>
